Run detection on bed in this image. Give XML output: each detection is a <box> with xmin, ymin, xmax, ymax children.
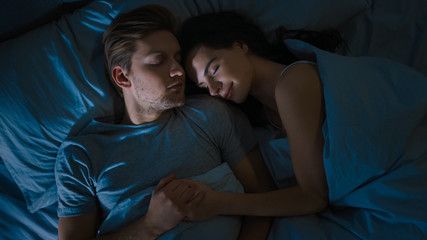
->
<box><xmin>1</xmin><ymin>0</ymin><xmax>426</xmax><ymax>239</ymax></box>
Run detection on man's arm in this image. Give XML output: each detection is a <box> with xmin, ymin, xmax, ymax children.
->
<box><xmin>58</xmin><ymin>212</ymin><xmax>99</xmax><ymax>240</ymax></box>
<box><xmin>58</xmin><ymin>174</ymin><xmax>205</xmax><ymax>240</ymax></box>
<box><xmin>58</xmin><ymin>212</ymin><xmax>160</xmax><ymax>240</ymax></box>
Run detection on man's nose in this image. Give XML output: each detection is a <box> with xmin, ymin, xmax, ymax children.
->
<box><xmin>170</xmin><ymin>60</ymin><xmax>184</xmax><ymax>77</ymax></box>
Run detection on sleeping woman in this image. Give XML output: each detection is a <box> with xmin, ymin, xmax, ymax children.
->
<box><xmin>180</xmin><ymin>11</ymin><xmax>340</xmax><ymax>216</ymax></box>
<box><xmin>179</xmin><ymin>11</ymin><xmax>427</xmax><ymax>236</ymax></box>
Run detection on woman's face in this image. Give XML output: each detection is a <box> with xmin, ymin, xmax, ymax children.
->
<box><xmin>185</xmin><ymin>42</ymin><xmax>254</xmax><ymax>104</ymax></box>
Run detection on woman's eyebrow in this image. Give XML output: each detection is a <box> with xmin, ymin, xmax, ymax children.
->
<box><xmin>204</xmin><ymin>57</ymin><xmax>217</xmax><ymax>75</ymax></box>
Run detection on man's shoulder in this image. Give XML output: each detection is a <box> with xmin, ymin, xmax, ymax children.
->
<box><xmin>180</xmin><ymin>94</ymin><xmax>248</xmax><ymax>125</ymax></box>
<box><xmin>57</xmin><ymin>118</ymin><xmax>122</xmax><ymax>160</ymax></box>
<box><xmin>61</xmin><ymin>118</ymin><xmax>115</xmax><ymax>146</ymax></box>
<box><xmin>176</xmin><ymin>95</ymin><xmax>231</xmax><ymax>124</ymax></box>
<box><xmin>185</xmin><ymin>94</ymin><xmax>229</xmax><ymax>110</ymax></box>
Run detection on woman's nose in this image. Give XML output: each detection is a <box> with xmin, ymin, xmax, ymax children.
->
<box><xmin>207</xmin><ymin>78</ymin><xmax>221</xmax><ymax>96</ymax></box>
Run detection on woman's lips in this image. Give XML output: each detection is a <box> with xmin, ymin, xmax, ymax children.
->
<box><xmin>224</xmin><ymin>83</ymin><xmax>233</xmax><ymax>99</ymax></box>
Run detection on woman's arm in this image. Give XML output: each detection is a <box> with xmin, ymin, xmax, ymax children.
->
<box><xmin>275</xmin><ymin>62</ymin><xmax>328</xmax><ymax>201</ymax></box>
<box><xmin>184</xmin><ymin>145</ymin><xmax>277</xmax><ymax>238</ymax></box>
<box><xmin>186</xmin><ymin>63</ymin><xmax>327</xmax><ymax>219</ymax></box>
<box><xmin>230</xmin><ymin>145</ymin><xmax>277</xmax><ymax>240</ymax></box>
<box><xmin>210</xmin><ymin>185</ymin><xmax>327</xmax><ymax>217</ymax></box>
<box><xmin>225</xmin><ymin>63</ymin><xmax>327</xmax><ymax>217</ymax></box>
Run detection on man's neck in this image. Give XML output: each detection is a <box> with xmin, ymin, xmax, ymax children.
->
<box><xmin>121</xmin><ymin>105</ymin><xmax>172</xmax><ymax>125</ymax></box>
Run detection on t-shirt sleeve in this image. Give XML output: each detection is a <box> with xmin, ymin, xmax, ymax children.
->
<box><xmin>205</xmin><ymin>97</ymin><xmax>258</xmax><ymax>166</ymax></box>
<box><xmin>55</xmin><ymin>141</ymin><xmax>98</xmax><ymax>217</ymax></box>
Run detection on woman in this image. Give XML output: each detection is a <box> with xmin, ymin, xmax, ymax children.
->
<box><xmin>180</xmin><ymin>11</ymin><xmax>343</xmax><ymax>216</ymax></box>
<box><xmin>179</xmin><ymin>11</ymin><xmax>427</xmax><ymax>237</ymax></box>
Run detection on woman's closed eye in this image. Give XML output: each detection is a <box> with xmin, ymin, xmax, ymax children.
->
<box><xmin>211</xmin><ymin>65</ymin><xmax>220</xmax><ymax>76</ymax></box>
<box><xmin>197</xmin><ymin>82</ymin><xmax>208</xmax><ymax>89</ymax></box>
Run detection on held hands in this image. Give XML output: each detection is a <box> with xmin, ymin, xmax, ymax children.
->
<box><xmin>143</xmin><ymin>174</ymin><xmax>207</xmax><ymax>237</ymax></box>
<box><xmin>183</xmin><ymin>180</ymin><xmax>220</xmax><ymax>222</ymax></box>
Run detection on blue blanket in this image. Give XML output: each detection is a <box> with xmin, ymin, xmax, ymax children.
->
<box><xmin>264</xmin><ymin>39</ymin><xmax>427</xmax><ymax>239</ymax></box>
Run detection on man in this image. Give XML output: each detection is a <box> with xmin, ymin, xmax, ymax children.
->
<box><xmin>55</xmin><ymin>4</ymin><xmax>274</xmax><ymax>239</ymax></box>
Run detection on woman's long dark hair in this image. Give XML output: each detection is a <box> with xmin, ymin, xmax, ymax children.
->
<box><xmin>179</xmin><ymin>11</ymin><xmax>343</xmax><ymax>126</ymax></box>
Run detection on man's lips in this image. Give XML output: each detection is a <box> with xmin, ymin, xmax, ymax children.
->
<box><xmin>168</xmin><ymin>80</ymin><xmax>184</xmax><ymax>90</ymax></box>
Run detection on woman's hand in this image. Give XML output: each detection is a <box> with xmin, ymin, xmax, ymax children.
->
<box><xmin>182</xmin><ymin>181</ymin><xmax>220</xmax><ymax>222</ymax></box>
<box><xmin>143</xmin><ymin>174</ymin><xmax>206</xmax><ymax>237</ymax></box>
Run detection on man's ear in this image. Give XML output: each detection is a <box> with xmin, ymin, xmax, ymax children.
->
<box><xmin>233</xmin><ymin>41</ymin><xmax>249</xmax><ymax>53</ymax></box>
<box><xmin>112</xmin><ymin>66</ymin><xmax>131</xmax><ymax>89</ymax></box>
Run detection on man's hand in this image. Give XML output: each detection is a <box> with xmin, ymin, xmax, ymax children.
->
<box><xmin>143</xmin><ymin>174</ymin><xmax>206</xmax><ymax>237</ymax></box>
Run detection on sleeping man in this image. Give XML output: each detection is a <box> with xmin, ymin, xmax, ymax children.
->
<box><xmin>55</xmin><ymin>4</ymin><xmax>275</xmax><ymax>240</ymax></box>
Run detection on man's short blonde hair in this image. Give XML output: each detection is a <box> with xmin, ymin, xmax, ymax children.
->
<box><xmin>103</xmin><ymin>4</ymin><xmax>178</xmax><ymax>96</ymax></box>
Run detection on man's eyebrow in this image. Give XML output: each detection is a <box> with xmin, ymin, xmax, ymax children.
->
<box><xmin>204</xmin><ymin>57</ymin><xmax>217</xmax><ymax>75</ymax></box>
<box><xmin>146</xmin><ymin>50</ymin><xmax>164</xmax><ymax>55</ymax></box>
<box><xmin>146</xmin><ymin>50</ymin><xmax>181</xmax><ymax>59</ymax></box>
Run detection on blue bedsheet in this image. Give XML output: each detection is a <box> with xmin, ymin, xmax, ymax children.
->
<box><xmin>264</xmin><ymin>39</ymin><xmax>427</xmax><ymax>239</ymax></box>
<box><xmin>0</xmin><ymin>159</ymin><xmax>58</xmax><ymax>240</ymax></box>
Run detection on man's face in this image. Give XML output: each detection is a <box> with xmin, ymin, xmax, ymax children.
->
<box><xmin>127</xmin><ymin>30</ymin><xmax>185</xmax><ymax>112</ymax></box>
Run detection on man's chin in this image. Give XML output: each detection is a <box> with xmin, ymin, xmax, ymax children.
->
<box><xmin>175</xmin><ymin>98</ymin><xmax>185</xmax><ymax>107</ymax></box>
<box><xmin>168</xmin><ymin>94</ymin><xmax>185</xmax><ymax>108</ymax></box>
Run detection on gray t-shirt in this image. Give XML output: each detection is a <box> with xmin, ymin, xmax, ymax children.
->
<box><xmin>55</xmin><ymin>95</ymin><xmax>256</xmax><ymax>236</ymax></box>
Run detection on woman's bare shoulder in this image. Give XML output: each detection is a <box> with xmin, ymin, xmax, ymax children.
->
<box><xmin>275</xmin><ymin>62</ymin><xmax>320</xmax><ymax>96</ymax></box>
